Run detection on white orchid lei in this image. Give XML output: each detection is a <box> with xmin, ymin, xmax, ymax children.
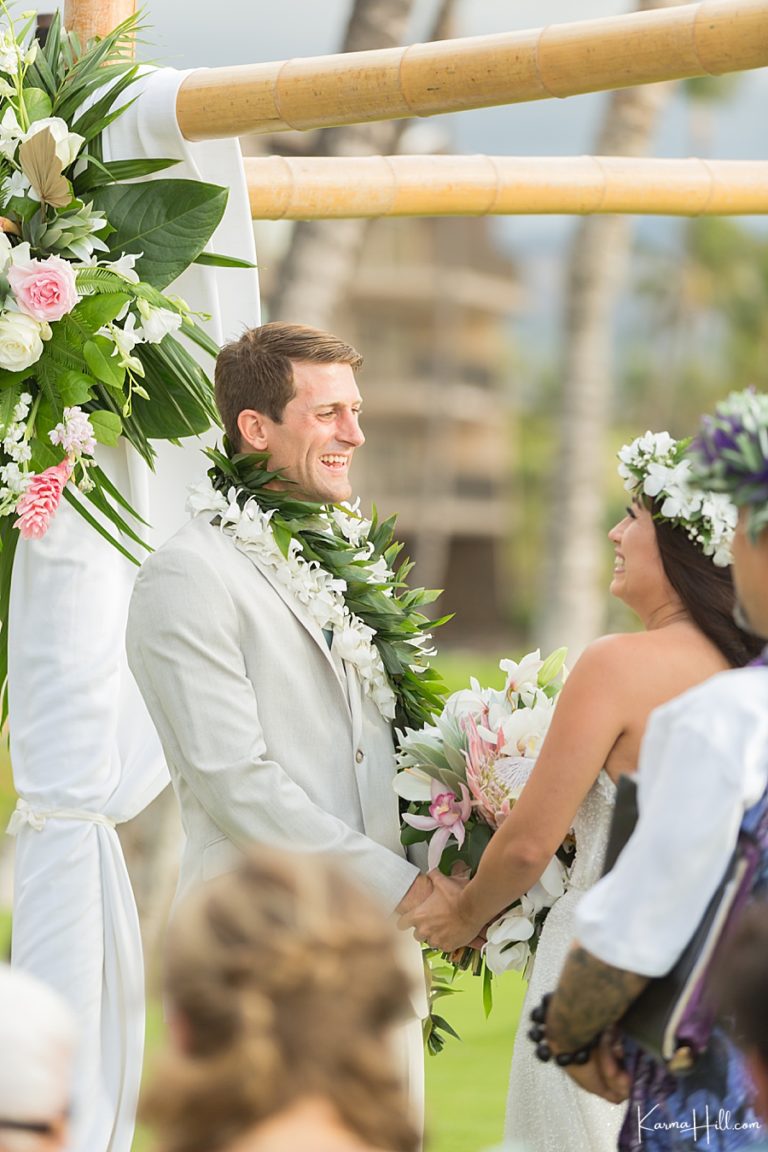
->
<box><xmin>617</xmin><ymin>431</ymin><xmax>737</xmax><ymax>566</ymax></box>
<box><xmin>193</xmin><ymin>447</ymin><xmax>448</xmax><ymax>729</ymax></box>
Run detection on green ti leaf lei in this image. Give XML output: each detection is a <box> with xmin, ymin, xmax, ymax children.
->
<box><xmin>205</xmin><ymin>444</ymin><xmax>450</xmax><ymax>732</ymax></box>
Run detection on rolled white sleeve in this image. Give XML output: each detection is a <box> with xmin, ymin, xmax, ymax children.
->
<box><xmin>575</xmin><ymin>668</ymin><xmax>768</xmax><ymax>976</ymax></box>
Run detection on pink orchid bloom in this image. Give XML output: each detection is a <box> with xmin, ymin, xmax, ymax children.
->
<box><xmin>403</xmin><ymin>778</ymin><xmax>472</xmax><ymax>871</ymax></box>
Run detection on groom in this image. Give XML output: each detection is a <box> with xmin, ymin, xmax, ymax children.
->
<box><xmin>126</xmin><ymin>323</ymin><xmax>431</xmax><ymax>1104</ymax></box>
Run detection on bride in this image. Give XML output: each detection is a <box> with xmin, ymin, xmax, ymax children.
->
<box><xmin>406</xmin><ymin>432</ymin><xmax>762</xmax><ymax>1152</ymax></box>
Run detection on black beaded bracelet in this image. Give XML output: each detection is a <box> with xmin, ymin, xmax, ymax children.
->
<box><xmin>527</xmin><ymin>992</ymin><xmax>600</xmax><ymax>1066</ymax></box>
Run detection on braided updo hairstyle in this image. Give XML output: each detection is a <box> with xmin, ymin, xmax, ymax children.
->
<box><xmin>142</xmin><ymin>850</ymin><xmax>419</xmax><ymax>1152</ymax></box>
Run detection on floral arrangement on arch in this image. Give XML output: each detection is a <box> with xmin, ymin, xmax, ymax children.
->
<box><xmin>394</xmin><ymin>648</ymin><xmax>573</xmax><ymax>1049</ymax></box>
<box><xmin>0</xmin><ymin>8</ymin><xmax>248</xmax><ymax>710</ymax></box>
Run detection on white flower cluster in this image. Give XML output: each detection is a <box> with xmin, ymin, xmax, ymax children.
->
<box><xmin>0</xmin><ymin>389</ymin><xmax>31</xmax><ymax>512</ymax></box>
<box><xmin>50</xmin><ymin>406</ymin><xmax>96</xmax><ymax>458</ymax></box>
<box><xmin>0</xmin><ymin>25</ymin><xmax>36</xmax><ymax>79</ymax></box>
<box><xmin>187</xmin><ymin>480</ymin><xmax>399</xmax><ymax>720</ymax></box>
<box><xmin>617</xmin><ymin>431</ymin><xmax>737</xmax><ymax>567</ymax></box>
<box><xmin>331</xmin><ymin>501</ymin><xmax>397</xmax><ymax>590</ymax></box>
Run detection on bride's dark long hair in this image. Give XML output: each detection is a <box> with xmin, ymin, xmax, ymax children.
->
<box><xmin>653</xmin><ymin>512</ymin><xmax>762</xmax><ymax>668</ymax></box>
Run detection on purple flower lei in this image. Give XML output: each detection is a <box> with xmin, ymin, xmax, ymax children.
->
<box><xmin>691</xmin><ymin>389</ymin><xmax>768</xmax><ymax>539</ymax></box>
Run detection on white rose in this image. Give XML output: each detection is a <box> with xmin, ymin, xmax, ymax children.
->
<box><xmin>25</xmin><ymin>117</ymin><xmax>85</xmax><ymax>168</ymax></box>
<box><xmin>0</xmin><ymin>310</ymin><xmax>48</xmax><ymax>371</ymax></box>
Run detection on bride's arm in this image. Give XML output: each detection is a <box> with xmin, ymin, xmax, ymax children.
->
<box><xmin>404</xmin><ymin>635</ymin><xmax>634</xmax><ymax>950</ymax></box>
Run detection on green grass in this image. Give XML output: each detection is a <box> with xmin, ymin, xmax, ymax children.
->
<box><xmin>425</xmin><ymin>971</ymin><xmax>526</xmax><ymax>1152</ymax></box>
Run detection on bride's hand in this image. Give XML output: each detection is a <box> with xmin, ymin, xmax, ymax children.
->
<box><xmin>399</xmin><ymin>869</ymin><xmax>482</xmax><ymax>952</ymax></box>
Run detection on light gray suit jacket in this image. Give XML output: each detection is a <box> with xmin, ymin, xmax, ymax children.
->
<box><xmin>126</xmin><ymin>513</ymin><xmax>421</xmax><ymax>914</ymax></box>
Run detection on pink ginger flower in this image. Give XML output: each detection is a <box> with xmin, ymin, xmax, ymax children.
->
<box><xmin>403</xmin><ymin>778</ymin><xmax>472</xmax><ymax>871</ymax></box>
<box><xmin>14</xmin><ymin>460</ymin><xmax>72</xmax><ymax>540</ymax></box>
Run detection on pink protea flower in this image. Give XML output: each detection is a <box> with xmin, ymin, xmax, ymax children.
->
<box><xmin>463</xmin><ymin>714</ymin><xmax>534</xmax><ymax>830</ymax></box>
<box><xmin>403</xmin><ymin>778</ymin><xmax>472</xmax><ymax>871</ymax></box>
<box><xmin>14</xmin><ymin>460</ymin><xmax>72</xmax><ymax>540</ymax></box>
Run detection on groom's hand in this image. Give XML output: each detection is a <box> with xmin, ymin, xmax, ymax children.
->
<box><xmin>396</xmin><ymin>872</ymin><xmax>434</xmax><ymax>920</ymax></box>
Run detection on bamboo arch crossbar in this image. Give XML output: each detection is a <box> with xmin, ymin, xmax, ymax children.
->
<box><xmin>244</xmin><ymin>155</ymin><xmax>768</xmax><ymax>219</ymax></box>
<box><xmin>177</xmin><ymin>0</ymin><xmax>768</xmax><ymax>141</ymax></box>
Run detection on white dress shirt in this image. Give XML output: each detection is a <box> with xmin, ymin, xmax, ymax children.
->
<box><xmin>575</xmin><ymin>663</ymin><xmax>768</xmax><ymax>976</ymax></box>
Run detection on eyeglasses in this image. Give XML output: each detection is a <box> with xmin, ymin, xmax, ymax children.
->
<box><xmin>0</xmin><ymin>1118</ymin><xmax>58</xmax><ymax>1134</ymax></box>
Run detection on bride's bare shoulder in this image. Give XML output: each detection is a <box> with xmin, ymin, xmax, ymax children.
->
<box><xmin>566</xmin><ymin>631</ymin><xmax>663</xmax><ymax>693</ymax></box>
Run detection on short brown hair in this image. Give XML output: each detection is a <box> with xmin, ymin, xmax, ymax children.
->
<box><xmin>214</xmin><ymin>322</ymin><xmax>363</xmax><ymax>449</ymax></box>
<box><xmin>142</xmin><ymin>849</ymin><xmax>418</xmax><ymax>1152</ymax></box>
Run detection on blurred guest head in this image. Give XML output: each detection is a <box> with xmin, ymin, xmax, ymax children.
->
<box><xmin>0</xmin><ymin>964</ymin><xmax>77</xmax><ymax>1152</ymax></box>
<box><xmin>143</xmin><ymin>849</ymin><xmax>418</xmax><ymax>1152</ymax></box>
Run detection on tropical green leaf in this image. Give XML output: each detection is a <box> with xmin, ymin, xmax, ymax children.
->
<box><xmin>84</xmin><ymin>337</ymin><xmax>125</xmax><ymax>390</ymax></box>
<box><xmin>71</xmin><ymin>292</ymin><xmax>129</xmax><ymax>329</ymax></box>
<box><xmin>179</xmin><ymin>317</ymin><xmax>220</xmax><ymax>359</ymax></box>
<box><xmin>89</xmin><ymin>409</ymin><xmax>123</xmax><ymax>446</ymax></box>
<box><xmin>75</xmin><ymin>267</ymin><xmax>134</xmax><ymax>295</ymax></box>
<box><xmin>0</xmin><ymin>368</ymin><xmax>34</xmax><ymax>391</ymax></box>
<box><xmin>57</xmin><ymin>371</ymin><xmax>95</xmax><ymax>406</ymax></box>
<box><xmin>0</xmin><ymin>385</ymin><xmax>20</xmax><ymax>434</ymax></box>
<box><xmin>62</xmin><ymin>488</ymin><xmax>141</xmax><ymax>565</ymax></box>
<box><xmin>193</xmin><ymin>251</ymin><xmax>256</xmax><ymax>270</ymax></box>
<box><xmin>23</xmin><ymin>87</ymin><xmax>53</xmax><ymax>124</ymax></box>
<box><xmin>69</xmin><ymin>68</ymin><xmax>141</xmax><ymax>142</ymax></box>
<box><xmin>90</xmin><ymin>463</ymin><xmax>151</xmax><ymax>527</ymax></box>
<box><xmin>0</xmin><ymin>519</ymin><xmax>20</xmax><ymax>726</ymax></box>
<box><xmin>132</xmin><ymin>337</ymin><xmax>218</xmax><ymax>439</ymax></box>
<box><xmin>92</xmin><ymin>180</ymin><xmax>229</xmax><ymax>288</ymax></box>
<box><xmin>481</xmin><ymin>962</ymin><xmax>494</xmax><ymax>1018</ymax></box>
<box><xmin>75</xmin><ymin>155</ymin><xmax>180</xmax><ymax>195</ymax></box>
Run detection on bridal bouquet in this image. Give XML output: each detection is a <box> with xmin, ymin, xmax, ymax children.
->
<box><xmin>0</xmin><ymin>8</ymin><xmax>247</xmax><ymax>712</ymax></box>
<box><xmin>395</xmin><ymin>648</ymin><xmax>572</xmax><ymax>1010</ymax></box>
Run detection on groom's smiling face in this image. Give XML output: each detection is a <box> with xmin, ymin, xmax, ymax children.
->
<box><xmin>238</xmin><ymin>360</ymin><xmax>365</xmax><ymax>503</ymax></box>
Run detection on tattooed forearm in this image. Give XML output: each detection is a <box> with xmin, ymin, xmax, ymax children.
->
<box><xmin>546</xmin><ymin>945</ymin><xmax>649</xmax><ymax>1052</ymax></box>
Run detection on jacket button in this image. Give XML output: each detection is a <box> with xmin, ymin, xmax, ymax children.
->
<box><xmin>355</xmin><ymin>749</ymin><xmax>364</xmax><ymax>764</ymax></box>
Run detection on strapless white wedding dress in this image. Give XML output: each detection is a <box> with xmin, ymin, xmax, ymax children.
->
<box><xmin>505</xmin><ymin>769</ymin><xmax>626</xmax><ymax>1151</ymax></box>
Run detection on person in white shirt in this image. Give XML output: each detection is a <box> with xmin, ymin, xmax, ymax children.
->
<box><xmin>540</xmin><ymin>389</ymin><xmax>768</xmax><ymax>1152</ymax></box>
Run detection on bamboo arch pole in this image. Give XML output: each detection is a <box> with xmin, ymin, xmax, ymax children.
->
<box><xmin>176</xmin><ymin>0</ymin><xmax>768</xmax><ymax>142</ymax></box>
<box><xmin>244</xmin><ymin>155</ymin><xmax>768</xmax><ymax>219</ymax></box>
<box><xmin>63</xmin><ymin>0</ymin><xmax>135</xmax><ymax>44</ymax></box>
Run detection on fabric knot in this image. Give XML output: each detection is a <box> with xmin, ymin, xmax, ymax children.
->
<box><xmin>6</xmin><ymin>799</ymin><xmax>117</xmax><ymax>837</ymax></box>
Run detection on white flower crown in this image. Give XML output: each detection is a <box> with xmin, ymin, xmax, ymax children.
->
<box><xmin>617</xmin><ymin>431</ymin><xmax>737</xmax><ymax>567</ymax></box>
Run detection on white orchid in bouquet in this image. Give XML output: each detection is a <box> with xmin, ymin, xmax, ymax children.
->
<box><xmin>395</xmin><ymin>647</ymin><xmax>572</xmax><ymax>1041</ymax></box>
<box><xmin>0</xmin><ymin>5</ymin><xmax>250</xmax><ymax>714</ymax></box>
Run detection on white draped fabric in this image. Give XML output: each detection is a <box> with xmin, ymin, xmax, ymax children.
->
<box><xmin>7</xmin><ymin>68</ymin><xmax>260</xmax><ymax>1152</ymax></box>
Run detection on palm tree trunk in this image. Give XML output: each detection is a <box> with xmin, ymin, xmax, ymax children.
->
<box><xmin>539</xmin><ymin>0</ymin><xmax>680</xmax><ymax>657</ymax></box>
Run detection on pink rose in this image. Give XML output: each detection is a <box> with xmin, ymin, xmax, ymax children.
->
<box><xmin>14</xmin><ymin>460</ymin><xmax>72</xmax><ymax>540</ymax></box>
<box><xmin>7</xmin><ymin>256</ymin><xmax>79</xmax><ymax>323</ymax></box>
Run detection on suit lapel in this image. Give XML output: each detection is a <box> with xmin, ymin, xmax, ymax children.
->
<box><xmin>232</xmin><ymin>538</ymin><xmax>352</xmax><ymax>712</ymax></box>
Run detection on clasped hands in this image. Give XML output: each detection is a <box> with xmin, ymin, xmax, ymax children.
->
<box><xmin>397</xmin><ymin>868</ymin><xmax>486</xmax><ymax>953</ymax></box>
